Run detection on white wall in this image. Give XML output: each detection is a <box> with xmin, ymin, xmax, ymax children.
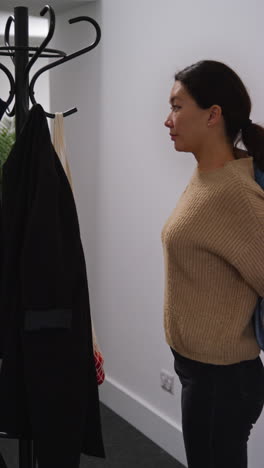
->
<box><xmin>49</xmin><ymin>1</ymin><xmax>264</xmax><ymax>467</ymax></box>
<box><xmin>48</xmin><ymin>2</ymin><xmax>101</xmax><ymax>319</ymax></box>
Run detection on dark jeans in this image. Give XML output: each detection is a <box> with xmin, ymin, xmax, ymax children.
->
<box><xmin>171</xmin><ymin>348</ymin><xmax>264</xmax><ymax>468</ymax></box>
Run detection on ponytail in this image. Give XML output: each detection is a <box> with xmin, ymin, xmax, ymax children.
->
<box><xmin>240</xmin><ymin>122</ymin><xmax>264</xmax><ymax>171</ymax></box>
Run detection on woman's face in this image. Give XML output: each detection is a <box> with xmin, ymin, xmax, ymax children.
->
<box><xmin>164</xmin><ymin>81</ymin><xmax>209</xmax><ymax>154</ymax></box>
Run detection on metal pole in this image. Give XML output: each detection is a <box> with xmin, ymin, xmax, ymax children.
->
<box><xmin>14</xmin><ymin>6</ymin><xmax>29</xmax><ymax>137</ymax></box>
<box><xmin>14</xmin><ymin>10</ymin><xmax>33</xmax><ymax>467</ymax></box>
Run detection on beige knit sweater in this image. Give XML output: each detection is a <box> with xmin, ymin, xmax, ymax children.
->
<box><xmin>162</xmin><ymin>156</ymin><xmax>264</xmax><ymax>365</ymax></box>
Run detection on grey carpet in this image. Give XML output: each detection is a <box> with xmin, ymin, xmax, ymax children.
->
<box><xmin>0</xmin><ymin>403</ymin><xmax>185</xmax><ymax>467</ymax></box>
<box><xmin>82</xmin><ymin>403</ymin><xmax>185</xmax><ymax>467</ymax></box>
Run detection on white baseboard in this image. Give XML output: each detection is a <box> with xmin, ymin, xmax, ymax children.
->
<box><xmin>99</xmin><ymin>376</ymin><xmax>187</xmax><ymax>467</ymax></box>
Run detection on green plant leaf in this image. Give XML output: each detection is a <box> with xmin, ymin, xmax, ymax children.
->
<box><xmin>0</xmin><ymin>116</ymin><xmax>16</xmax><ymax>190</ymax></box>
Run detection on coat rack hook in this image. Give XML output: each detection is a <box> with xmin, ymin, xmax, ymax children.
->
<box><xmin>0</xmin><ymin>62</ymin><xmax>15</xmax><ymax>109</ymax></box>
<box><xmin>4</xmin><ymin>15</ymin><xmax>15</xmax><ymax>63</ymax></box>
<box><xmin>25</xmin><ymin>5</ymin><xmax>56</xmax><ymax>75</ymax></box>
<box><xmin>4</xmin><ymin>16</ymin><xmax>16</xmax><ymax>117</ymax></box>
<box><xmin>29</xmin><ymin>16</ymin><xmax>101</xmax><ymax>118</ymax></box>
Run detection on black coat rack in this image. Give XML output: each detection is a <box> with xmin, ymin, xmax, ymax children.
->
<box><xmin>0</xmin><ymin>5</ymin><xmax>101</xmax><ymax>468</ymax></box>
<box><xmin>0</xmin><ymin>4</ymin><xmax>101</xmax><ymax>136</ymax></box>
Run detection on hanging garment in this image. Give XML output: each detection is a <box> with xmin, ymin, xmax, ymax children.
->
<box><xmin>252</xmin><ymin>162</ymin><xmax>264</xmax><ymax>350</ymax></box>
<box><xmin>52</xmin><ymin>112</ymin><xmax>105</xmax><ymax>385</ymax></box>
<box><xmin>0</xmin><ymin>104</ymin><xmax>105</xmax><ymax>468</ymax></box>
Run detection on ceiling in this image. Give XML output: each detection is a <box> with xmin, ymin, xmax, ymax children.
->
<box><xmin>0</xmin><ymin>1</ymin><xmax>95</xmax><ymax>16</ymax></box>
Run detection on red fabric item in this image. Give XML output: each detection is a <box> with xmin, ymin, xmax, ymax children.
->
<box><xmin>94</xmin><ymin>349</ymin><xmax>105</xmax><ymax>385</ymax></box>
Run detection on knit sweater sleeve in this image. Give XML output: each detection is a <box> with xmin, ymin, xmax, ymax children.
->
<box><xmin>233</xmin><ymin>228</ymin><xmax>264</xmax><ymax>298</ymax></box>
<box><xmin>229</xmin><ymin>162</ymin><xmax>264</xmax><ymax>297</ymax></box>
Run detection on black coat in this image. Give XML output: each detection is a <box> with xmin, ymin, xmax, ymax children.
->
<box><xmin>0</xmin><ymin>104</ymin><xmax>105</xmax><ymax>467</ymax></box>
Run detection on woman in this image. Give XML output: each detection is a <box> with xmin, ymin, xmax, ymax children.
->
<box><xmin>162</xmin><ymin>60</ymin><xmax>264</xmax><ymax>468</ymax></box>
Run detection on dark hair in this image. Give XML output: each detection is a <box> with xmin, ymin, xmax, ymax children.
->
<box><xmin>174</xmin><ymin>60</ymin><xmax>264</xmax><ymax>170</ymax></box>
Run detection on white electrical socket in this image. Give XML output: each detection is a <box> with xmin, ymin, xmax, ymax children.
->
<box><xmin>160</xmin><ymin>369</ymin><xmax>174</xmax><ymax>394</ymax></box>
